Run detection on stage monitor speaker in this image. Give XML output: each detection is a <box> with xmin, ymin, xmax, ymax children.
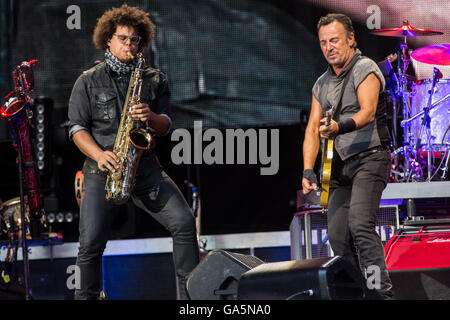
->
<box><xmin>186</xmin><ymin>249</ymin><xmax>264</xmax><ymax>300</ymax></box>
<box><xmin>237</xmin><ymin>256</ymin><xmax>365</xmax><ymax>300</ymax></box>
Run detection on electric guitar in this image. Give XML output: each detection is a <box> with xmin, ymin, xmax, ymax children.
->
<box><xmin>319</xmin><ymin>105</ymin><xmax>335</xmax><ymax>207</ymax></box>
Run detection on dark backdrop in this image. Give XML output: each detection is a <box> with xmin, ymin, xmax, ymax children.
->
<box><xmin>1</xmin><ymin>0</ymin><xmax>449</xmax><ymax>240</ymax></box>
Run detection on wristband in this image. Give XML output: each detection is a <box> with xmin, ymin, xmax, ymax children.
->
<box><xmin>338</xmin><ymin>117</ymin><xmax>356</xmax><ymax>135</ymax></box>
<box><xmin>303</xmin><ymin>169</ymin><xmax>318</xmax><ymax>184</ymax></box>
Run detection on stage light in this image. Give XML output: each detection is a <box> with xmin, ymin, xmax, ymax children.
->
<box><xmin>56</xmin><ymin>212</ymin><xmax>64</xmax><ymax>223</ymax></box>
<box><xmin>33</xmin><ymin>98</ymin><xmax>52</xmax><ymax>174</ymax></box>
<box><xmin>37</xmin><ymin>142</ymin><xmax>44</xmax><ymax>151</ymax></box>
<box><xmin>46</xmin><ymin>213</ymin><xmax>55</xmax><ymax>224</ymax></box>
<box><xmin>36</xmin><ymin>104</ymin><xmax>44</xmax><ymax>113</ymax></box>
<box><xmin>65</xmin><ymin>212</ymin><xmax>74</xmax><ymax>223</ymax></box>
<box><xmin>37</xmin><ymin>114</ymin><xmax>44</xmax><ymax>124</ymax></box>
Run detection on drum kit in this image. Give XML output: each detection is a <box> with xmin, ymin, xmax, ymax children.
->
<box><xmin>372</xmin><ymin>21</ymin><xmax>450</xmax><ymax>182</ymax></box>
<box><xmin>0</xmin><ymin>197</ymin><xmax>31</xmax><ymax>240</ymax></box>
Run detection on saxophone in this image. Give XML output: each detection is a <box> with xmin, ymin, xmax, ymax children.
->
<box><xmin>1</xmin><ymin>60</ymin><xmax>44</xmax><ymax>220</ymax></box>
<box><xmin>105</xmin><ymin>52</ymin><xmax>152</xmax><ymax>204</ymax></box>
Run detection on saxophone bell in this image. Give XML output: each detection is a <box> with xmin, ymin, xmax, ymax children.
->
<box><xmin>1</xmin><ymin>92</ymin><xmax>31</xmax><ymax>118</ymax></box>
<box><xmin>1</xmin><ymin>59</ymin><xmax>37</xmax><ymax>118</ymax></box>
<box><xmin>130</xmin><ymin>128</ymin><xmax>152</xmax><ymax>150</ymax></box>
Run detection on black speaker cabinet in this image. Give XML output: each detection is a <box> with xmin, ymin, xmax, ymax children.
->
<box><xmin>186</xmin><ymin>249</ymin><xmax>264</xmax><ymax>300</ymax></box>
<box><xmin>237</xmin><ymin>256</ymin><xmax>365</xmax><ymax>300</ymax></box>
<box><xmin>389</xmin><ymin>268</ymin><xmax>450</xmax><ymax>299</ymax></box>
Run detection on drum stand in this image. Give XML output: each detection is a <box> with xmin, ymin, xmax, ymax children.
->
<box><xmin>405</xmin><ymin>68</ymin><xmax>450</xmax><ymax>182</ymax></box>
<box><xmin>389</xmin><ymin>36</ymin><xmax>450</xmax><ymax>182</ymax></box>
<box><xmin>391</xmin><ymin>36</ymin><xmax>415</xmax><ymax>180</ymax></box>
<box><xmin>442</xmin><ymin>149</ymin><xmax>450</xmax><ymax>179</ymax></box>
<box><xmin>415</xmin><ymin>104</ymin><xmax>433</xmax><ymax>181</ymax></box>
<box><xmin>414</xmin><ymin>70</ymin><xmax>439</xmax><ymax>181</ymax></box>
<box><xmin>372</xmin><ymin>21</ymin><xmax>448</xmax><ymax>219</ymax></box>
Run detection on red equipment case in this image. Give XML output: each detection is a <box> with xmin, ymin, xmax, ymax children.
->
<box><xmin>384</xmin><ymin>218</ymin><xmax>450</xmax><ymax>299</ymax></box>
<box><xmin>385</xmin><ymin>218</ymin><xmax>450</xmax><ymax>270</ymax></box>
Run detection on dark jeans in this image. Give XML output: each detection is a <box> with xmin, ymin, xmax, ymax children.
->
<box><xmin>327</xmin><ymin>148</ymin><xmax>394</xmax><ymax>299</ymax></box>
<box><xmin>74</xmin><ymin>168</ymin><xmax>199</xmax><ymax>300</ymax></box>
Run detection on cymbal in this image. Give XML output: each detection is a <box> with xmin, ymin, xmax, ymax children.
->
<box><xmin>411</xmin><ymin>44</ymin><xmax>450</xmax><ymax>65</ymax></box>
<box><xmin>370</xmin><ymin>21</ymin><xmax>443</xmax><ymax>37</ymax></box>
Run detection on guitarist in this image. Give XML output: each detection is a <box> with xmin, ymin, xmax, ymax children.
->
<box><xmin>301</xmin><ymin>13</ymin><xmax>393</xmax><ymax>299</ymax></box>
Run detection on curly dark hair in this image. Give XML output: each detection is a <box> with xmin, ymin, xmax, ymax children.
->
<box><xmin>93</xmin><ymin>3</ymin><xmax>155</xmax><ymax>52</ymax></box>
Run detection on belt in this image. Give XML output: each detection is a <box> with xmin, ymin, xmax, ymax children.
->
<box><xmin>344</xmin><ymin>145</ymin><xmax>390</xmax><ymax>164</ymax></box>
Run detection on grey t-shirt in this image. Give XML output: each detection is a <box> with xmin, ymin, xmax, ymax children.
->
<box><xmin>312</xmin><ymin>50</ymin><xmax>387</xmax><ymax>160</ymax></box>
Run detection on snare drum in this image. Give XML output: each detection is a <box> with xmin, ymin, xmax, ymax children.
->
<box><xmin>409</xmin><ymin>79</ymin><xmax>450</xmax><ymax>151</ymax></box>
<box><xmin>0</xmin><ymin>197</ymin><xmax>31</xmax><ymax>239</ymax></box>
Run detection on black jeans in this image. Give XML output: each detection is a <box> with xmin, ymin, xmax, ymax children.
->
<box><xmin>74</xmin><ymin>168</ymin><xmax>199</xmax><ymax>300</ymax></box>
<box><xmin>327</xmin><ymin>148</ymin><xmax>394</xmax><ymax>299</ymax></box>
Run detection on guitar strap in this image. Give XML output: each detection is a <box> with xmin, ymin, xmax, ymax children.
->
<box><xmin>331</xmin><ymin>55</ymin><xmax>361</xmax><ymax>121</ymax></box>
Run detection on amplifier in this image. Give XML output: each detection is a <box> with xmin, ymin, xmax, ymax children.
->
<box><xmin>290</xmin><ymin>205</ymin><xmax>400</xmax><ymax>260</ymax></box>
<box><xmin>384</xmin><ymin>218</ymin><xmax>450</xmax><ymax>299</ymax></box>
<box><xmin>385</xmin><ymin>218</ymin><xmax>450</xmax><ymax>270</ymax></box>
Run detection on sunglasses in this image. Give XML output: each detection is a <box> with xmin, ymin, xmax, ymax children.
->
<box><xmin>112</xmin><ymin>34</ymin><xmax>141</xmax><ymax>44</ymax></box>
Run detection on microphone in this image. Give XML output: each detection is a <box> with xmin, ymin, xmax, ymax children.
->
<box><xmin>434</xmin><ymin>67</ymin><xmax>443</xmax><ymax>79</ymax></box>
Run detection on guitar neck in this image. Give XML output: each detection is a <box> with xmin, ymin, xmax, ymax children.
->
<box><xmin>325</xmin><ymin>108</ymin><xmax>332</xmax><ymax>126</ymax></box>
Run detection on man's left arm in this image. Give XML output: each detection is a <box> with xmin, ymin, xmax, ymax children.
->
<box><xmin>319</xmin><ymin>72</ymin><xmax>380</xmax><ymax>139</ymax></box>
<box><xmin>130</xmin><ymin>103</ymin><xmax>169</xmax><ymax>135</ymax></box>
<box><xmin>352</xmin><ymin>72</ymin><xmax>380</xmax><ymax>129</ymax></box>
<box><xmin>130</xmin><ymin>73</ymin><xmax>172</xmax><ymax>135</ymax></box>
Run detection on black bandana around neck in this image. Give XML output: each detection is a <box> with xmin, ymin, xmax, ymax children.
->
<box><xmin>105</xmin><ymin>48</ymin><xmax>138</xmax><ymax>75</ymax></box>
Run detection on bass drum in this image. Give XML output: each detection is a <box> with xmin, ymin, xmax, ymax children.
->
<box><xmin>409</xmin><ymin>79</ymin><xmax>450</xmax><ymax>151</ymax></box>
<box><xmin>0</xmin><ymin>197</ymin><xmax>31</xmax><ymax>239</ymax></box>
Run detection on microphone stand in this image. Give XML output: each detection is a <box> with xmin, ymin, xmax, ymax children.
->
<box><xmin>396</xmin><ymin>36</ymin><xmax>412</xmax><ymax>179</ymax></box>
<box><xmin>441</xmin><ymin>149</ymin><xmax>450</xmax><ymax>180</ymax></box>
<box><xmin>184</xmin><ymin>180</ymin><xmax>208</xmax><ymax>256</ymax></box>
<box><xmin>415</xmin><ymin>68</ymin><xmax>441</xmax><ymax>181</ymax></box>
<box><xmin>12</xmin><ymin>130</ymin><xmax>32</xmax><ymax>300</ymax></box>
<box><xmin>441</xmin><ymin>126</ymin><xmax>450</xmax><ymax>180</ymax></box>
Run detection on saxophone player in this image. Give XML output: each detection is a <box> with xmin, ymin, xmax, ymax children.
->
<box><xmin>68</xmin><ymin>4</ymin><xmax>199</xmax><ymax>300</ymax></box>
